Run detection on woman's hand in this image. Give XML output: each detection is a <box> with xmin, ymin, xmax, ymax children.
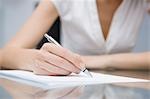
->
<box><xmin>2</xmin><ymin>43</ymin><xmax>84</xmax><ymax>75</ymax></box>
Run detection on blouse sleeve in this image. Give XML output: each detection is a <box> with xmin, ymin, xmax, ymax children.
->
<box><xmin>50</xmin><ymin>0</ymin><xmax>73</xmax><ymax>17</ymax></box>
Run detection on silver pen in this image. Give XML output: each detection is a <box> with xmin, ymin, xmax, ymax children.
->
<box><xmin>44</xmin><ymin>33</ymin><xmax>92</xmax><ymax>77</ymax></box>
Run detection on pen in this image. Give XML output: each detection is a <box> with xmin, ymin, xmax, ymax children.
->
<box><xmin>44</xmin><ymin>33</ymin><xmax>93</xmax><ymax>77</ymax></box>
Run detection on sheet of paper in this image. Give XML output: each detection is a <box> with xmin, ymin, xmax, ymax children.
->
<box><xmin>0</xmin><ymin>70</ymin><xmax>148</xmax><ymax>89</ymax></box>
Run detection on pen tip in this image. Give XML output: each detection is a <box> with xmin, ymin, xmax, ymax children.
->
<box><xmin>84</xmin><ymin>69</ymin><xmax>93</xmax><ymax>77</ymax></box>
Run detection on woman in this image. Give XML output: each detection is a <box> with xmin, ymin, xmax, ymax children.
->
<box><xmin>1</xmin><ymin>0</ymin><xmax>149</xmax><ymax>75</ymax></box>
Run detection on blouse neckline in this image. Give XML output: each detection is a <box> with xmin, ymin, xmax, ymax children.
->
<box><xmin>92</xmin><ymin>0</ymin><xmax>126</xmax><ymax>44</ymax></box>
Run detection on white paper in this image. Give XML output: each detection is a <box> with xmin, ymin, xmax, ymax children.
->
<box><xmin>0</xmin><ymin>70</ymin><xmax>148</xmax><ymax>89</ymax></box>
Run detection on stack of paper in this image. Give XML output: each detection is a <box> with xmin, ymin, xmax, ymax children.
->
<box><xmin>0</xmin><ymin>70</ymin><xmax>148</xmax><ymax>89</ymax></box>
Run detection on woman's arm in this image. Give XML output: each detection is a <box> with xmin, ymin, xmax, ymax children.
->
<box><xmin>82</xmin><ymin>52</ymin><xmax>150</xmax><ymax>70</ymax></box>
<box><xmin>5</xmin><ymin>0</ymin><xmax>58</xmax><ymax>48</ymax></box>
<box><xmin>1</xmin><ymin>0</ymin><xmax>57</xmax><ymax>70</ymax></box>
<box><xmin>2</xmin><ymin>0</ymin><xmax>83</xmax><ymax>75</ymax></box>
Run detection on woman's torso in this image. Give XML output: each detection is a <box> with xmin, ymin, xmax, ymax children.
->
<box><xmin>51</xmin><ymin>0</ymin><xmax>147</xmax><ymax>55</ymax></box>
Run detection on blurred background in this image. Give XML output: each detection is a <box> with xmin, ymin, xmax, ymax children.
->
<box><xmin>0</xmin><ymin>0</ymin><xmax>150</xmax><ymax>52</ymax></box>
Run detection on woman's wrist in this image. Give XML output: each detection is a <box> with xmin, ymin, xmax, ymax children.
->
<box><xmin>81</xmin><ymin>55</ymin><xmax>112</xmax><ymax>69</ymax></box>
<box><xmin>1</xmin><ymin>48</ymin><xmax>32</xmax><ymax>71</ymax></box>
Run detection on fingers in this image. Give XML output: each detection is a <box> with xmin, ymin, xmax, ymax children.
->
<box><xmin>41</xmin><ymin>51</ymin><xmax>80</xmax><ymax>73</ymax></box>
<box><xmin>41</xmin><ymin>43</ymin><xmax>85</xmax><ymax>69</ymax></box>
<box><xmin>33</xmin><ymin>68</ymin><xmax>56</xmax><ymax>76</ymax></box>
<box><xmin>32</xmin><ymin>64</ymin><xmax>57</xmax><ymax>75</ymax></box>
<box><xmin>37</xmin><ymin>61</ymin><xmax>71</xmax><ymax>75</ymax></box>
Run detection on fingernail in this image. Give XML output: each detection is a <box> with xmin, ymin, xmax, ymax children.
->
<box><xmin>75</xmin><ymin>69</ymin><xmax>81</xmax><ymax>74</ymax></box>
<box><xmin>80</xmin><ymin>63</ymin><xmax>86</xmax><ymax>70</ymax></box>
<box><xmin>76</xmin><ymin>70</ymin><xmax>81</xmax><ymax>74</ymax></box>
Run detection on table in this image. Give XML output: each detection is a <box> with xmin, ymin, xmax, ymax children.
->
<box><xmin>0</xmin><ymin>70</ymin><xmax>149</xmax><ymax>99</ymax></box>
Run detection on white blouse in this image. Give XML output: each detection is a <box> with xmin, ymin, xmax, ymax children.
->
<box><xmin>50</xmin><ymin>0</ymin><xmax>147</xmax><ymax>55</ymax></box>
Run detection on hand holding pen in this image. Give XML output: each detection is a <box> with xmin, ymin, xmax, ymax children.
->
<box><xmin>44</xmin><ymin>34</ymin><xmax>92</xmax><ymax>77</ymax></box>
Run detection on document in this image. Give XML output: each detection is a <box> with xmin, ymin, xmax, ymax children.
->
<box><xmin>0</xmin><ymin>70</ymin><xmax>148</xmax><ymax>89</ymax></box>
